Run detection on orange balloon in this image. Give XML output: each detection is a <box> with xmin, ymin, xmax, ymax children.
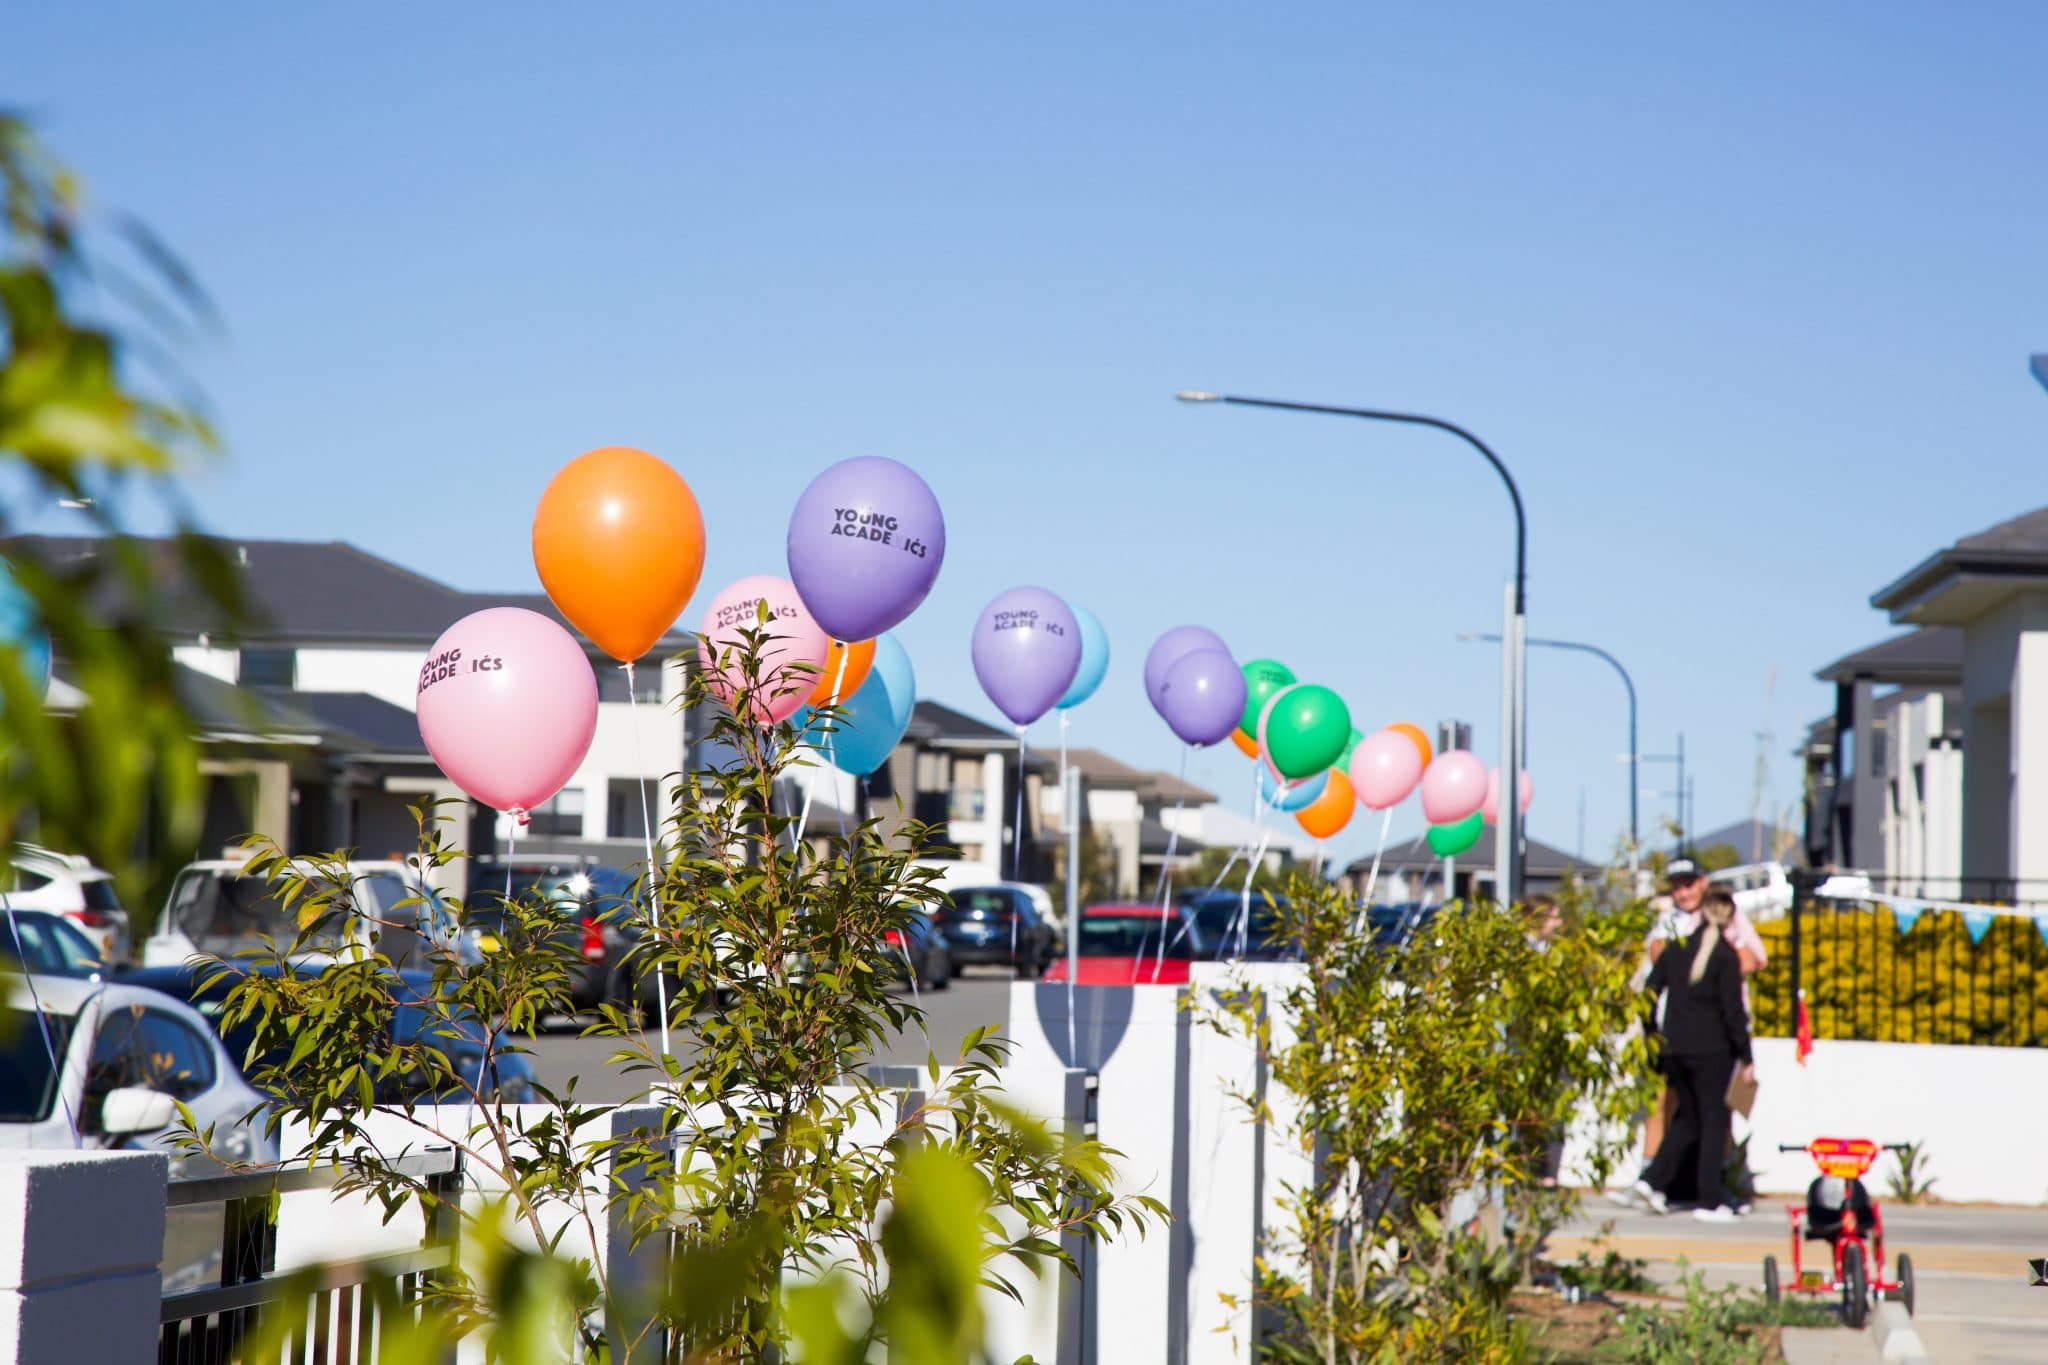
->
<box><xmin>1229</xmin><ymin>727</ymin><xmax>1259</xmax><ymax>759</ymax></box>
<box><xmin>533</xmin><ymin>448</ymin><xmax>706</xmax><ymax>662</ymax></box>
<box><xmin>1385</xmin><ymin>722</ymin><xmax>1433</xmax><ymax>770</ymax></box>
<box><xmin>808</xmin><ymin>637</ymin><xmax>876</xmax><ymax>707</ymax></box>
<box><xmin>1296</xmin><ymin>767</ymin><xmax>1356</xmax><ymax>839</ymax></box>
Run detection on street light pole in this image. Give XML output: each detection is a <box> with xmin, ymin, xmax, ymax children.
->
<box><xmin>1461</xmin><ymin>632</ymin><xmax>1637</xmax><ymax>873</ymax></box>
<box><xmin>1178</xmin><ymin>390</ymin><xmax>1529</xmax><ymax>903</ymax></box>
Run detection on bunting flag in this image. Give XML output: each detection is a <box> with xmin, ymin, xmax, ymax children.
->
<box><xmin>1963</xmin><ymin>909</ymin><xmax>1995</xmax><ymax>946</ymax></box>
<box><xmin>2037</xmin><ymin>914</ymin><xmax>2048</xmax><ymax>952</ymax></box>
<box><xmin>1891</xmin><ymin>903</ymin><xmax>1924</xmax><ymax>937</ymax></box>
<box><xmin>1795</xmin><ymin>993</ymin><xmax>1813</xmax><ymax>1066</ymax></box>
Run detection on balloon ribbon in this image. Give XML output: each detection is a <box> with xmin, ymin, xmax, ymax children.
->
<box><xmin>624</xmin><ymin>661</ymin><xmax>673</xmax><ymax>1062</ymax></box>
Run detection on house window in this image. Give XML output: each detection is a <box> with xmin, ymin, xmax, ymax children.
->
<box><xmin>595</xmin><ymin>666</ymin><xmax>664</xmax><ymax>704</ymax></box>
<box><xmin>239</xmin><ymin>648</ymin><xmax>296</xmax><ymax>688</ymax></box>
<box><xmin>527</xmin><ymin>788</ymin><xmax>585</xmax><ymax>838</ymax></box>
<box><xmin>608</xmin><ymin>778</ymin><xmax>653</xmax><ymax>840</ymax></box>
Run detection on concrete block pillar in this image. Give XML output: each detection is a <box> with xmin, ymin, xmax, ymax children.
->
<box><xmin>0</xmin><ymin>1149</ymin><xmax>169</xmax><ymax>1364</ymax></box>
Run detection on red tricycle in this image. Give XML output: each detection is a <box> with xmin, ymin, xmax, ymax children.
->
<box><xmin>1763</xmin><ymin>1137</ymin><xmax>1916</xmax><ymax>1328</ymax></box>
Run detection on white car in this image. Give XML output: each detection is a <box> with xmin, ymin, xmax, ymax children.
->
<box><xmin>144</xmin><ymin>859</ymin><xmax>463</xmax><ymax>970</ymax></box>
<box><xmin>5</xmin><ymin>846</ymin><xmax>130</xmax><ymax>964</ymax></box>
<box><xmin>0</xmin><ymin>974</ymin><xmax>277</xmax><ymax>1172</ymax></box>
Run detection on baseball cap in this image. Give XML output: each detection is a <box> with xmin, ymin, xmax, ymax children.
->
<box><xmin>1664</xmin><ymin>857</ymin><xmax>1703</xmax><ymax>886</ymax></box>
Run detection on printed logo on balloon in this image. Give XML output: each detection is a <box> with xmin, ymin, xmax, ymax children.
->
<box><xmin>698</xmin><ymin>576</ymin><xmax>829</xmax><ymax>723</ymax></box>
<box><xmin>971</xmin><ymin>588</ymin><xmax>1081</xmax><ymax>728</ymax></box>
<box><xmin>416</xmin><ymin>608</ymin><xmax>599</xmax><ymax>818</ymax></box>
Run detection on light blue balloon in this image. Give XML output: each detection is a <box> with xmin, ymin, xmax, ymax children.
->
<box><xmin>1259</xmin><ymin>766</ymin><xmax>1328</xmax><ymax>812</ymax></box>
<box><xmin>0</xmin><ymin>565</ymin><xmax>51</xmax><ymax>702</ymax></box>
<box><xmin>819</xmin><ymin>632</ymin><xmax>917</xmax><ymax>776</ymax></box>
<box><xmin>1056</xmin><ymin>604</ymin><xmax>1109</xmax><ymax>710</ymax></box>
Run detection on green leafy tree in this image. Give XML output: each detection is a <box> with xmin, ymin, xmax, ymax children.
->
<box><xmin>210</xmin><ymin>628</ymin><xmax>1164</xmax><ymax>1359</ymax></box>
<box><xmin>0</xmin><ymin>115</ymin><xmax>245</xmax><ymax>922</ymax></box>
<box><xmin>1200</xmin><ymin>881</ymin><xmax>1654</xmax><ymax>1362</ymax></box>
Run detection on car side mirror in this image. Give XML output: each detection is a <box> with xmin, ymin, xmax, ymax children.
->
<box><xmin>100</xmin><ymin>1085</ymin><xmax>176</xmax><ymax>1137</ymax></box>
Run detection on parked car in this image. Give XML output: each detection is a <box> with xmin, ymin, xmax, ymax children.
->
<box><xmin>0</xmin><ymin>908</ymin><xmax>107</xmax><ymax>979</ymax></box>
<box><xmin>1362</xmin><ymin>902</ymin><xmax>1437</xmax><ymax>948</ymax></box>
<box><xmin>1177</xmin><ymin>888</ymin><xmax>1298</xmax><ymax>961</ymax></box>
<box><xmin>119</xmin><ymin>962</ymin><xmax>535</xmax><ymax>1104</ymax></box>
<box><xmin>934</xmin><ymin>884</ymin><xmax>1058</xmax><ymax>978</ymax></box>
<box><xmin>1041</xmin><ymin>903</ymin><xmax>1205</xmax><ymax>985</ymax></box>
<box><xmin>144</xmin><ymin>859</ymin><xmax>461</xmax><ymax>970</ymax></box>
<box><xmin>466</xmin><ymin>859</ymin><xmax>646</xmax><ymax>1018</ymax></box>
<box><xmin>7</xmin><ymin>845</ymin><xmax>130</xmax><ymax>963</ymax></box>
<box><xmin>0</xmin><ymin>973</ymin><xmax>278</xmax><ymax>1172</ymax></box>
<box><xmin>883</xmin><ymin>912</ymin><xmax>952</xmax><ymax>991</ymax></box>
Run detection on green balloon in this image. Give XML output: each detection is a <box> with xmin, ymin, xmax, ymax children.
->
<box><xmin>1262</xmin><ymin>683</ymin><xmax>1352</xmax><ymax>779</ymax></box>
<box><xmin>1336</xmin><ymin>726</ymin><xmax>1366</xmax><ymax>774</ymax></box>
<box><xmin>1427</xmin><ymin>810</ymin><xmax>1485</xmax><ymax>857</ymax></box>
<box><xmin>1238</xmin><ymin>658</ymin><xmax>1297</xmax><ymax>737</ymax></box>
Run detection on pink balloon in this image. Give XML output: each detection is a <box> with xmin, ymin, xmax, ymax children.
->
<box><xmin>1419</xmin><ymin>750</ymin><xmax>1488</xmax><ymax>825</ymax></box>
<box><xmin>1481</xmin><ymin>767</ymin><xmax>1534</xmax><ymax>824</ymax></box>
<box><xmin>698</xmin><ymin>574</ymin><xmax>829</xmax><ymax>722</ymax></box>
<box><xmin>1349</xmin><ymin>731</ymin><xmax>1424</xmax><ymax>811</ymax></box>
<box><xmin>417</xmin><ymin>608</ymin><xmax>598</xmax><ymax>815</ymax></box>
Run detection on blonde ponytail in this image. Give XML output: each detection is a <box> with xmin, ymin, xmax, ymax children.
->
<box><xmin>1688</xmin><ymin>886</ymin><xmax>1736</xmax><ymax>986</ymax></box>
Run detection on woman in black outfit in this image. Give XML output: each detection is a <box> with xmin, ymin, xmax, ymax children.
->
<box><xmin>1628</xmin><ymin>886</ymin><xmax>1753</xmax><ymax>1221</ymax></box>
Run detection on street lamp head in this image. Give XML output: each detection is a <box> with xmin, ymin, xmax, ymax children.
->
<box><xmin>1174</xmin><ymin>390</ymin><xmax>1221</xmax><ymax>403</ymax></box>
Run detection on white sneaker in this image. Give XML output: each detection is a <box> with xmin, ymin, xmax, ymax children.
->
<box><xmin>1629</xmin><ymin>1180</ymin><xmax>1667</xmax><ymax>1214</ymax></box>
<box><xmin>1693</xmin><ymin>1205</ymin><xmax>1739</xmax><ymax>1224</ymax></box>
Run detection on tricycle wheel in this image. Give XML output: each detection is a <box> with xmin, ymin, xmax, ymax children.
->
<box><xmin>1762</xmin><ymin>1255</ymin><xmax>1780</xmax><ymax>1306</ymax></box>
<box><xmin>1840</xmin><ymin>1242</ymin><xmax>1869</xmax><ymax>1329</ymax></box>
<box><xmin>1895</xmin><ymin>1253</ymin><xmax>1916</xmax><ymax>1316</ymax></box>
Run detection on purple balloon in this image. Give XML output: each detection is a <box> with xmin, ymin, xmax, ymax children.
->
<box><xmin>971</xmin><ymin>586</ymin><xmax>1082</xmax><ymax>727</ymax></box>
<box><xmin>1143</xmin><ymin>624</ymin><xmax>1229</xmax><ymax>717</ymax></box>
<box><xmin>786</xmin><ymin>456</ymin><xmax>946</xmax><ymax>642</ymax></box>
<box><xmin>1157</xmin><ymin>648</ymin><xmax>1246</xmax><ymax>746</ymax></box>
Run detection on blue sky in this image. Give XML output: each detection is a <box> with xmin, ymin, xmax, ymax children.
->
<box><xmin>15</xmin><ymin>3</ymin><xmax>2048</xmax><ymax>869</ymax></box>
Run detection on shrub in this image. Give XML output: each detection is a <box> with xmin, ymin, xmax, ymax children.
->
<box><xmin>1200</xmin><ymin>880</ymin><xmax>1655</xmax><ymax>1362</ymax></box>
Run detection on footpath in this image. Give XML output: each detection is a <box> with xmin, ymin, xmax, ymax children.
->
<box><xmin>1551</xmin><ymin>1200</ymin><xmax>2048</xmax><ymax>1363</ymax></box>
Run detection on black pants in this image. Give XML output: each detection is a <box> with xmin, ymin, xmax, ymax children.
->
<box><xmin>1644</xmin><ymin>1052</ymin><xmax>1736</xmax><ymax>1209</ymax></box>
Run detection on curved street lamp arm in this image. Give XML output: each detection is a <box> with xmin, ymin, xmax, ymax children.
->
<box><xmin>1200</xmin><ymin>394</ymin><xmax>1527</xmax><ymax>613</ymax></box>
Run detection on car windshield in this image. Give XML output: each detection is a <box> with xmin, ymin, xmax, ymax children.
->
<box><xmin>168</xmin><ymin>871</ymin><xmax>355</xmax><ymax>953</ymax></box>
<box><xmin>1078</xmin><ymin>913</ymin><xmax>1194</xmax><ymax>959</ymax></box>
<box><xmin>946</xmin><ymin>890</ymin><xmax>1016</xmax><ymax>917</ymax></box>
<box><xmin>0</xmin><ymin>1004</ymin><xmax>74</xmax><ymax>1122</ymax></box>
<box><xmin>1182</xmin><ymin>892</ymin><xmax>1292</xmax><ymax>959</ymax></box>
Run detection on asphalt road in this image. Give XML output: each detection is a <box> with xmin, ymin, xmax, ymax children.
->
<box><xmin>520</xmin><ymin>972</ymin><xmax>1018</xmax><ymax>1102</ymax></box>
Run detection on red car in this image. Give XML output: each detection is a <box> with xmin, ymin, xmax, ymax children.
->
<box><xmin>1041</xmin><ymin>903</ymin><xmax>1205</xmax><ymax>985</ymax></box>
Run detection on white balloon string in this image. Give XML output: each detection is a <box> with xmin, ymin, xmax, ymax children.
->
<box><xmin>624</xmin><ymin>662</ymin><xmax>673</xmax><ymax>1062</ymax></box>
<box><xmin>1145</xmin><ymin>745</ymin><xmax>1192</xmax><ymax>983</ymax></box>
<box><xmin>803</xmin><ymin>643</ymin><xmax>853</xmax><ymax>850</ymax></box>
<box><xmin>1011</xmin><ymin>728</ymin><xmax>1031</xmax><ymax>959</ymax></box>
<box><xmin>1059</xmin><ymin>710</ymin><xmax>1075</xmax><ymax>1057</ymax></box>
<box><xmin>1348</xmin><ymin>806</ymin><xmax>1394</xmax><ymax>939</ymax></box>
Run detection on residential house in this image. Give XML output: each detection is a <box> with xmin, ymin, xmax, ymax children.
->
<box><xmin>851</xmin><ymin>701</ymin><xmax>1059</xmax><ymax>885</ymax></box>
<box><xmin>1034</xmin><ymin>748</ymin><xmax>1219</xmax><ymax>897</ymax></box>
<box><xmin>1802</xmin><ymin>507</ymin><xmax>2048</xmax><ymax>899</ymax></box>
<box><xmin>1800</xmin><ymin>627</ymin><xmax>1962</xmax><ymax>895</ymax></box>
<box><xmin>1336</xmin><ymin>826</ymin><xmax>1599</xmax><ymax>904</ymax></box>
<box><xmin>13</xmin><ymin>536</ymin><xmax>690</xmax><ymax>892</ymax></box>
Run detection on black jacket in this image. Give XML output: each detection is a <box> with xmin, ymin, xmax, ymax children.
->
<box><xmin>1648</xmin><ymin>926</ymin><xmax>1752</xmax><ymax>1064</ymax></box>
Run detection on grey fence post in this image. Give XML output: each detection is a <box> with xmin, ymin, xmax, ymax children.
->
<box><xmin>0</xmin><ymin>1149</ymin><xmax>168</xmax><ymax>1364</ymax></box>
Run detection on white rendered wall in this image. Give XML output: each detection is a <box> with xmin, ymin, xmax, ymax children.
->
<box><xmin>295</xmin><ymin>647</ymin><xmax>427</xmax><ymax>709</ymax></box>
<box><xmin>172</xmin><ymin>644</ymin><xmax>239</xmax><ymax>683</ymax></box>
<box><xmin>1563</xmin><ymin>1036</ymin><xmax>2048</xmax><ymax>1206</ymax></box>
